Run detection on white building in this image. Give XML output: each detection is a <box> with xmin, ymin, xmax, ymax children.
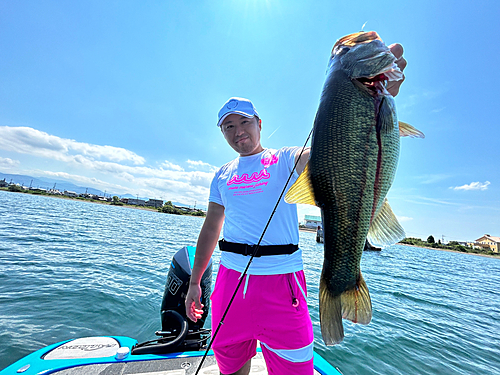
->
<box><xmin>304</xmin><ymin>215</ymin><xmax>322</xmax><ymax>229</ymax></box>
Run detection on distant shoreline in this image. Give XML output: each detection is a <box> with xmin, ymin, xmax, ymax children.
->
<box><xmin>4</xmin><ymin>190</ymin><xmax>498</xmax><ymax>256</ymax></box>
<box><xmin>298</xmin><ymin>228</ymin><xmax>499</xmax><ymax>259</ymax></box>
<box><xmin>398</xmin><ymin>243</ymin><xmax>499</xmax><ymax>259</ymax></box>
<box><xmin>299</xmin><ymin>227</ymin><xmax>316</xmax><ymax>233</ymax></box>
<box><xmin>0</xmin><ymin>188</ymin><xmax>204</xmax><ymax>216</ymax></box>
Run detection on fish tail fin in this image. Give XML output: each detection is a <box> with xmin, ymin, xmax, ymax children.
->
<box><xmin>341</xmin><ymin>272</ymin><xmax>372</xmax><ymax>325</ymax></box>
<box><xmin>319</xmin><ymin>272</ymin><xmax>373</xmax><ymax>346</ymax></box>
<box><xmin>319</xmin><ymin>277</ymin><xmax>344</xmax><ymax>346</ymax></box>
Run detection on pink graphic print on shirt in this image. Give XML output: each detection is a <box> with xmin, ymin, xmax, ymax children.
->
<box><xmin>226</xmin><ymin>154</ymin><xmax>278</xmax><ymax>196</ymax></box>
<box><xmin>261</xmin><ymin>154</ymin><xmax>279</xmax><ymax>168</ymax></box>
<box><xmin>227</xmin><ymin>168</ymin><xmax>270</xmax><ymax>186</ymax></box>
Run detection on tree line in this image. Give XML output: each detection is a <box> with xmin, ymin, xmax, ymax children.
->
<box><xmin>3</xmin><ymin>186</ymin><xmax>205</xmax><ymax>217</ymax></box>
<box><xmin>400</xmin><ymin>236</ymin><xmax>497</xmax><ymax>256</ymax></box>
<box><xmin>159</xmin><ymin>201</ymin><xmax>205</xmax><ymax>217</ymax></box>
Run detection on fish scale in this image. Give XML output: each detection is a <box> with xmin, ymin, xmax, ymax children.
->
<box><xmin>285</xmin><ymin>31</ymin><xmax>423</xmax><ymax>345</ymax></box>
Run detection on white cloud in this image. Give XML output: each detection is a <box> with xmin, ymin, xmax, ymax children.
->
<box><xmin>417</xmin><ymin>174</ymin><xmax>451</xmax><ymax>184</ymax></box>
<box><xmin>187</xmin><ymin>159</ymin><xmax>217</xmax><ymax>172</ymax></box>
<box><xmin>431</xmin><ymin>107</ymin><xmax>446</xmax><ymax>113</ymax></box>
<box><xmin>161</xmin><ymin>161</ymin><xmax>184</xmax><ymax>171</ymax></box>
<box><xmin>0</xmin><ymin>125</ymin><xmax>219</xmax><ymax>205</ymax></box>
<box><xmin>450</xmin><ymin>181</ymin><xmax>490</xmax><ymax>191</ymax></box>
<box><xmin>30</xmin><ymin>167</ymin><xmax>212</xmax><ymax>205</ymax></box>
<box><xmin>398</xmin><ymin>86</ymin><xmax>449</xmax><ymax>113</ymax></box>
<box><xmin>0</xmin><ymin>126</ymin><xmax>145</xmax><ymax>165</ymax></box>
<box><xmin>0</xmin><ymin>156</ymin><xmax>20</xmax><ymax>168</ymax></box>
<box><xmin>41</xmin><ymin>171</ymin><xmax>131</xmax><ymax>193</ymax></box>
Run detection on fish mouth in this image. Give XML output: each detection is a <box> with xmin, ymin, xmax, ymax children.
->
<box><xmin>356</xmin><ymin>73</ymin><xmax>389</xmax><ymax>95</ymax></box>
<box><xmin>333</xmin><ymin>31</ymin><xmax>403</xmax><ymax>94</ymax></box>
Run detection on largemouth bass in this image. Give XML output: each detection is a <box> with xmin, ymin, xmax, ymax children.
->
<box><xmin>286</xmin><ymin>31</ymin><xmax>423</xmax><ymax>345</ymax></box>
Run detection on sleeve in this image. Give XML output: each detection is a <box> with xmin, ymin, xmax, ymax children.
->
<box><xmin>208</xmin><ymin>170</ymin><xmax>224</xmax><ymax>206</ymax></box>
<box><xmin>281</xmin><ymin>146</ymin><xmax>309</xmax><ymax>176</ymax></box>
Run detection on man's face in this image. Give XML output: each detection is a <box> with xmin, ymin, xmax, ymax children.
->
<box><xmin>220</xmin><ymin>114</ymin><xmax>263</xmax><ymax>156</ymax></box>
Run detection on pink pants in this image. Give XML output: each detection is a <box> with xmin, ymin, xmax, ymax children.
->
<box><xmin>210</xmin><ymin>265</ymin><xmax>314</xmax><ymax>374</ymax></box>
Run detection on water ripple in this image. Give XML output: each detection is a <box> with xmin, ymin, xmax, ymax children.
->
<box><xmin>1</xmin><ymin>191</ymin><xmax>499</xmax><ymax>374</ymax></box>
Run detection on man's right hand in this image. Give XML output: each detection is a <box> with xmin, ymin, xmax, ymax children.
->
<box><xmin>185</xmin><ymin>283</ymin><xmax>204</xmax><ymax>322</ymax></box>
<box><xmin>184</xmin><ymin>202</ymin><xmax>225</xmax><ymax>323</ymax></box>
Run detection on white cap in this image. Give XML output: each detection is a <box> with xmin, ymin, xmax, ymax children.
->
<box><xmin>217</xmin><ymin>97</ymin><xmax>260</xmax><ymax>127</ymax></box>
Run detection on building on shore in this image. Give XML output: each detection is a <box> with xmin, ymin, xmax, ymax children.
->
<box><xmin>468</xmin><ymin>234</ymin><xmax>500</xmax><ymax>253</ymax></box>
<box><xmin>30</xmin><ymin>187</ymin><xmax>47</xmax><ymax>193</ymax></box>
<box><xmin>127</xmin><ymin>198</ymin><xmax>146</xmax><ymax>206</ymax></box>
<box><xmin>303</xmin><ymin>215</ymin><xmax>322</xmax><ymax>229</ymax></box>
<box><xmin>146</xmin><ymin>199</ymin><xmax>163</xmax><ymax>208</ymax></box>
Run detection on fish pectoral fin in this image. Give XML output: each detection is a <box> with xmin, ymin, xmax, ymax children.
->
<box><xmin>367</xmin><ymin>198</ymin><xmax>406</xmax><ymax>247</ymax></box>
<box><xmin>378</xmin><ymin>96</ymin><xmax>397</xmax><ymax>135</ymax></box>
<box><xmin>341</xmin><ymin>272</ymin><xmax>372</xmax><ymax>325</ymax></box>
<box><xmin>319</xmin><ymin>277</ymin><xmax>344</xmax><ymax>346</ymax></box>
<box><xmin>284</xmin><ymin>162</ymin><xmax>317</xmax><ymax>206</ymax></box>
<box><xmin>399</xmin><ymin>121</ymin><xmax>425</xmax><ymax>138</ymax></box>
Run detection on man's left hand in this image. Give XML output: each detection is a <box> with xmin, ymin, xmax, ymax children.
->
<box><xmin>387</xmin><ymin>43</ymin><xmax>407</xmax><ymax>97</ymax></box>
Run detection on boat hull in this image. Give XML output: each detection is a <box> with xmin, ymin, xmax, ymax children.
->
<box><xmin>0</xmin><ymin>336</ymin><xmax>342</xmax><ymax>375</ymax></box>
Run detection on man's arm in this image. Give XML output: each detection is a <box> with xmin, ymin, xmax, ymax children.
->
<box><xmin>185</xmin><ymin>201</ymin><xmax>225</xmax><ymax>322</ymax></box>
<box><xmin>294</xmin><ymin>147</ymin><xmax>310</xmax><ymax>176</ymax></box>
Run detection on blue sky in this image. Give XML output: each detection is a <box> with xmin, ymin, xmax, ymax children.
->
<box><xmin>0</xmin><ymin>1</ymin><xmax>498</xmax><ymax>243</ymax></box>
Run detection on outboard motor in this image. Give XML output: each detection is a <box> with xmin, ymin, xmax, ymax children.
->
<box><xmin>132</xmin><ymin>246</ymin><xmax>212</xmax><ymax>355</ymax></box>
<box><xmin>161</xmin><ymin>245</ymin><xmax>212</xmax><ymax>332</ymax></box>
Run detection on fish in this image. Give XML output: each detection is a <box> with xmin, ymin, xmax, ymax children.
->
<box><xmin>285</xmin><ymin>31</ymin><xmax>424</xmax><ymax>345</ymax></box>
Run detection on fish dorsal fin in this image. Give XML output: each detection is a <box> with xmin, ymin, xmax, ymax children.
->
<box><xmin>399</xmin><ymin>121</ymin><xmax>425</xmax><ymax>138</ymax></box>
<box><xmin>367</xmin><ymin>198</ymin><xmax>405</xmax><ymax>247</ymax></box>
<box><xmin>284</xmin><ymin>162</ymin><xmax>317</xmax><ymax>206</ymax></box>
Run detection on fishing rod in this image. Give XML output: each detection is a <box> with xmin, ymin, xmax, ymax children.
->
<box><xmin>194</xmin><ymin>127</ymin><xmax>314</xmax><ymax>374</ymax></box>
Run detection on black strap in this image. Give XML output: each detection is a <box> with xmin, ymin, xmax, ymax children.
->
<box><xmin>218</xmin><ymin>239</ymin><xmax>298</xmax><ymax>257</ymax></box>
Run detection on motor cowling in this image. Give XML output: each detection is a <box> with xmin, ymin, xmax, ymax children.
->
<box><xmin>160</xmin><ymin>245</ymin><xmax>212</xmax><ymax>332</ymax></box>
<box><xmin>132</xmin><ymin>246</ymin><xmax>212</xmax><ymax>355</ymax></box>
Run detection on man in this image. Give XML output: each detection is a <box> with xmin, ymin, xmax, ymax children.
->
<box><xmin>186</xmin><ymin>45</ymin><xmax>407</xmax><ymax>375</ymax></box>
<box><xmin>316</xmin><ymin>226</ymin><xmax>323</xmax><ymax>243</ymax></box>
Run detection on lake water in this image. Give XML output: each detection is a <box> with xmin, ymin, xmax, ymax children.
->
<box><xmin>1</xmin><ymin>190</ymin><xmax>499</xmax><ymax>374</ymax></box>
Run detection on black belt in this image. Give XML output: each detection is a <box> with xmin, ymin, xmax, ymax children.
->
<box><xmin>218</xmin><ymin>239</ymin><xmax>298</xmax><ymax>257</ymax></box>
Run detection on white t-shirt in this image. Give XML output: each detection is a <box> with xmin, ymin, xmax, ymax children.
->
<box><xmin>209</xmin><ymin>147</ymin><xmax>305</xmax><ymax>275</ymax></box>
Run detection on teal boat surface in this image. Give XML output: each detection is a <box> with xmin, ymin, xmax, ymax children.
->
<box><xmin>0</xmin><ymin>336</ymin><xmax>342</xmax><ymax>374</ymax></box>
